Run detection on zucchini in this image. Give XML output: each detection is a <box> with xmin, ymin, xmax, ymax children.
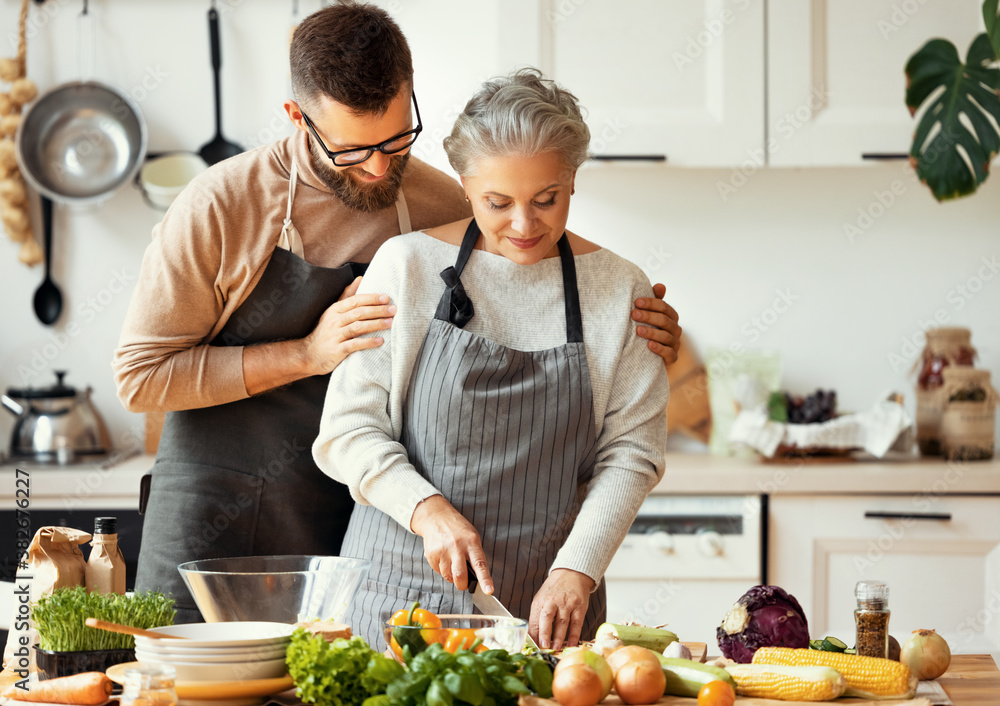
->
<box><xmin>656</xmin><ymin>656</ymin><xmax>736</xmax><ymax>698</ymax></box>
<box><xmin>822</xmin><ymin>636</ymin><xmax>848</xmax><ymax>652</ymax></box>
<box><xmin>809</xmin><ymin>639</ymin><xmax>825</xmax><ymax>650</ymax></box>
<box><xmin>595</xmin><ymin>623</ymin><xmax>678</xmax><ymax>652</ymax></box>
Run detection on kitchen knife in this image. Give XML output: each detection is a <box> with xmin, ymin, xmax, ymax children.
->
<box><xmin>467</xmin><ymin>566</ymin><xmax>540</xmax><ymax>651</ymax></box>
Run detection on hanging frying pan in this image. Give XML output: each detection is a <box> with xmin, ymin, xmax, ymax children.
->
<box><xmin>14</xmin><ymin>1</ymin><xmax>146</xmax><ymax>207</ymax></box>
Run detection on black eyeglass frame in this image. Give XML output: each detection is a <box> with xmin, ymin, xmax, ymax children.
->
<box><xmin>300</xmin><ymin>92</ymin><xmax>423</xmax><ymax>167</ymax></box>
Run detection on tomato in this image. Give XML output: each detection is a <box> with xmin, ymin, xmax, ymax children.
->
<box><xmin>697</xmin><ymin>680</ymin><xmax>736</xmax><ymax>706</ymax></box>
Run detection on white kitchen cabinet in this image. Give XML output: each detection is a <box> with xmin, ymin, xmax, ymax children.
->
<box><xmin>769</xmin><ymin>494</ymin><xmax>1000</xmax><ymax>654</ymax></box>
<box><xmin>497</xmin><ymin>0</ymin><xmax>765</xmax><ymax>166</ymax></box>
<box><xmin>766</xmin><ymin>0</ymin><xmax>987</xmax><ymax>166</ymax></box>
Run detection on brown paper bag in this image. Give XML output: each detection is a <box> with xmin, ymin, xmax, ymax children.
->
<box><xmin>2</xmin><ymin>526</ymin><xmax>92</xmax><ymax>674</ymax></box>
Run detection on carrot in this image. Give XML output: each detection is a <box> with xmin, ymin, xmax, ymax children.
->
<box><xmin>1</xmin><ymin>672</ymin><xmax>113</xmax><ymax>705</ymax></box>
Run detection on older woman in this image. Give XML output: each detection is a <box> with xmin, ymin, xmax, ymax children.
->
<box><xmin>313</xmin><ymin>69</ymin><xmax>668</xmax><ymax>651</ymax></box>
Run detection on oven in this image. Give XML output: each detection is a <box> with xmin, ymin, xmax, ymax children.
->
<box><xmin>604</xmin><ymin>494</ymin><xmax>765</xmax><ymax>646</ymax></box>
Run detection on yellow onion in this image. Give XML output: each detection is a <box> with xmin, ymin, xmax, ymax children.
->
<box><xmin>556</xmin><ymin>647</ymin><xmax>613</xmax><ymax>698</ymax></box>
<box><xmin>900</xmin><ymin>629</ymin><xmax>951</xmax><ymax>680</ymax></box>
<box><xmin>552</xmin><ymin>663</ymin><xmax>604</xmax><ymax>706</ymax></box>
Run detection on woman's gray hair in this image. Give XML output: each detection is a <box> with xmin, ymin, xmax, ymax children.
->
<box><xmin>443</xmin><ymin>68</ymin><xmax>590</xmax><ymax>177</ymax></box>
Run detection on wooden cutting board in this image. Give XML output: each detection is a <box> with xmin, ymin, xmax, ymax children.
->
<box><xmin>521</xmin><ymin>696</ymin><xmax>931</xmax><ymax>706</ymax></box>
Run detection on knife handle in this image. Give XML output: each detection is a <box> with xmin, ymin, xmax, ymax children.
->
<box><xmin>466</xmin><ymin>561</ymin><xmax>478</xmax><ymax>594</ymax></box>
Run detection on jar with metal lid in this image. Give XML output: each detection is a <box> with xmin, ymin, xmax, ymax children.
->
<box><xmin>855</xmin><ymin>580</ymin><xmax>890</xmax><ymax>659</ymax></box>
<box><xmin>120</xmin><ymin>665</ymin><xmax>177</xmax><ymax>706</ymax></box>
<box><xmin>916</xmin><ymin>327</ymin><xmax>976</xmax><ymax>456</ymax></box>
<box><xmin>940</xmin><ymin>367</ymin><xmax>996</xmax><ymax>461</ymax></box>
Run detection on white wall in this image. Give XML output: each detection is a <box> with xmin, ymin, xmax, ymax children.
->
<box><xmin>1</xmin><ymin>0</ymin><xmax>997</xmax><ymax>453</ymax></box>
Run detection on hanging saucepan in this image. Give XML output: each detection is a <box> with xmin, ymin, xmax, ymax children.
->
<box><xmin>14</xmin><ymin>3</ymin><xmax>146</xmax><ymax>207</ymax></box>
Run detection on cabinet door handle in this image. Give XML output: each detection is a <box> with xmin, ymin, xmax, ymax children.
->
<box><xmin>590</xmin><ymin>155</ymin><xmax>667</xmax><ymax>162</ymax></box>
<box><xmin>864</xmin><ymin>511</ymin><xmax>952</xmax><ymax>521</ymax></box>
<box><xmin>861</xmin><ymin>153</ymin><xmax>910</xmax><ymax>161</ymax></box>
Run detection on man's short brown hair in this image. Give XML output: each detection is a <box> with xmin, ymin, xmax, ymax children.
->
<box><xmin>290</xmin><ymin>1</ymin><xmax>413</xmax><ymax>115</ymax></box>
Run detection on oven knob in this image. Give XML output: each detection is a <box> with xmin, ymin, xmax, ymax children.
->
<box><xmin>646</xmin><ymin>530</ymin><xmax>674</xmax><ymax>554</ymax></box>
<box><xmin>697</xmin><ymin>530</ymin><xmax>724</xmax><ymax>557</ymax></box>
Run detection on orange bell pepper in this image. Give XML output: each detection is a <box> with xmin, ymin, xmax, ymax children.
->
<box><xmin>442</xmin><ymin>628</ymin><xmax>486</xmax><ymax>653</ymax></box>
<box><xmin>388</xmin><ymin>601</ymin><xmax>443</xmax><ymax>659</ymax></box>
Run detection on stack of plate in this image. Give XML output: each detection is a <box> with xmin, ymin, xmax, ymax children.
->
<box><xmin>133</xmin><ymin>621</ymin><xmax>294</xmax><ymax>682</ymax></box>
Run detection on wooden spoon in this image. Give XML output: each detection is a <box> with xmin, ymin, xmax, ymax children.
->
<box><xmin>85</xmin><ymin>618</ymin><xmax>187</xmax><ymax>640</ymax></box>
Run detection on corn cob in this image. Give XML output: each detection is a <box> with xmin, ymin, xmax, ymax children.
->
<box><xmin>753</xmin><ymin>646</ymin><xmax>918</xmax><ymax>699</ymax></box>
<box><xmin>725</xmin><ymin>664</ymin><xmax>846</xmax><ymax>701</ymax></box>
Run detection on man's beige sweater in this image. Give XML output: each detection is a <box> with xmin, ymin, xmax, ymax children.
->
<box><xmin>112</xmin><ymin>130</ymin><xmax>469</xmax><ymax>412</ymax></box>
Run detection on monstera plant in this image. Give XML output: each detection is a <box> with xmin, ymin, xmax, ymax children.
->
<box><xmin>905</xmin><ymin>0</ymin><xmax>1000</xmax><ymax>201</ymax></box>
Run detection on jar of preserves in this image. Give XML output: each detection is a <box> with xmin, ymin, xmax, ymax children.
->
<box><xmin>916</xmin><ymin>327</ymin><xmax>975</xmax><ymax>456</ymax></box>
<box><xmin>855</xmin><ymin>580</ymin><xmax>890</xmax><ymax>659</ymax></box>
<box><xmin>940</xmin><ymin>367</ymin><xmax>996</xmax><ymax>461</ymax></box>
<box><xmin>120</xmin><ymin>665</ymin><xmax>177</xmax><ymax>706</ymax></box>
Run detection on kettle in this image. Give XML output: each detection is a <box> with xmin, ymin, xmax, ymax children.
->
<box><xmin>2</xmin><ymin>371</ymin><xmax>112</xmax><ymax>463</ymax></box>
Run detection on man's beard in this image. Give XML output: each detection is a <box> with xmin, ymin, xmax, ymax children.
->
<box><xmin>308</xmin><ymin>138</ymin><xmax>410</xmax><ymax>213</ymax></box>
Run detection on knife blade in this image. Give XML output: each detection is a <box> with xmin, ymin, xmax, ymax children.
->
<box><xmin>467</xmin><ymin>566</ymin><xmax>540</xmax><ymax>651</ymax></box>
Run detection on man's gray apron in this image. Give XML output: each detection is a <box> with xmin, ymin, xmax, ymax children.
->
<box><xmin>342</xmin><ymin>219</ymin><xmax>606</xmax><ymax>648</ymax></box>
<box><xmin>135</xmin><ymin>161</ymin><xmax>411</xmax><ymax>623</ymax></box>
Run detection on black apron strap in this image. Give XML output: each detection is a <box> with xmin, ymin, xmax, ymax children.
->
<box><xmin>434</xmin><ymin>219</ymin><xmax>583</xmax><ymax>342</ymax></box>
<box><xmin>434</xmin><ymin>219</ymin><xmax>481</xmax><ymax>327</ymax></box>
<box><xmin>557</xmin><ymin>234</ymin><xmax>583</xmax><ymax>343</ymax></box>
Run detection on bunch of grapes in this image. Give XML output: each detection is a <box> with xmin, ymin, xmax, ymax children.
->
<box><xmin>785</xmin><ymin>389</ymin><xmax>837</xmax><ymax>424</ymax></box>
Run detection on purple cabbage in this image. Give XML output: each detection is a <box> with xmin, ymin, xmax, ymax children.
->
<box><xmin>716</xmin><ymin>585</ymin><xmax>810</xmax><ymax>663</ymax></box>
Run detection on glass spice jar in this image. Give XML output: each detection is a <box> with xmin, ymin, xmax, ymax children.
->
<box><xmin>940</xmin><ymin>367</ymin><xmax>996</xmax><ymax>461</ymax></box>
<box><xmin>916</xmin><ymin>327</ymin><xmax>976</xmax><ymax>456</ymax></box>
<box><xmin>120</xmin><ymin>665</ymin><xmax>177</xmax><ymax>706</ymax></box>
<box><xmin>855</xmin><ymin>580</ymin><xmax>890</xmax><ymax>659</ymax></box>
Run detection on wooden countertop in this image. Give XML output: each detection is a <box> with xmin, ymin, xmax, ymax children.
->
<box><xmin>936</xmin><ymin>654</ymin><xmax>1000</xmax><ymax>705</ymax></box>
<box><xmin>0</xmin><ymin>654</ymin><xmax>996</xmax><ymax>704</ymax></box>
<box><xmin>2</xmin><ymin>453</ymin><xmax>999</xmax><ymax>510</ymax></box>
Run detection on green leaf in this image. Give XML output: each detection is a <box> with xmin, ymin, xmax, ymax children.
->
<box><xmin>767</xmin><ymin>391</ymin><xmax>788</xmax><ymax>423</ymax></box>
<box><xmin>985</xmin><ymin>0</ymin><xmax>1000</xmax><ymax>60</ymax></box>
<box><xmin>905</xmin><ymin>33</ymin><xmax>1000</xmax><ymax>200</ymax></box>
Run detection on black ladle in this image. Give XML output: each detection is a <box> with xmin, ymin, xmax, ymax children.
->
<box><xmin>199</xmin><ymin>6</ymin><xmax>243</xmax><ymax>165</ymax></box>
<box><xmin>33</xmin><ymin>196</ymin><xmax>62</xmax><ymax>326</ymax></box>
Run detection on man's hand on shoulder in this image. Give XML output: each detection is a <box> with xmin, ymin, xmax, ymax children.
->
<box><xmin>302</xmin><ymin>276</ymin><xmax>397</xmax><ymax>375</ymax></box>
<box><xmin>242</xmin><ymin>276</ymin><xmax>396</xmax><ymax>395</ymax></box>
<box><xmin>632</xmin><ymin>283</ymin><xmax>681</xmax><ymax>368</ymax></box>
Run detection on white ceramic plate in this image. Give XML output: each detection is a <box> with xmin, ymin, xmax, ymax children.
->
<box><xmin>134</xmin><ymin>622</ymin><xmax>294</xmax><ymax>648</ymax></box>
<box><xmin>135</xmin><ymin>645</ymin><xmax>287</xmax><ymax>663</ymax></box>
<box><xmin>133</xmin><ymin>655</ymin><xmax>288</xmax><ymax>683</ymax></box>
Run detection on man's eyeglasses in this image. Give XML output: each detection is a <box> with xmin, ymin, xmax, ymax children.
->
<box><xmin>300</xmin><ymin>92</ymin><xmax>422</xmax><ymax>167</ymax></box>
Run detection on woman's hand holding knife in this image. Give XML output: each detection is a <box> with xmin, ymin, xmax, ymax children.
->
<box><xmin>410</xmin><ymin>494</ymin><xmax>494</xmax><ymax>593</ymax></box>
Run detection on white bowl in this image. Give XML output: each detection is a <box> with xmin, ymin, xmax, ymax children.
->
<box><xmin>133</xmin><ymin>621</ymin><xmax>294</xmax><ymax>649</ymax></box>
<box><xmin>135</xmin><ymin>655</ymin><xmax>288</xmax><ymax>682</ymax></box>
<box><xmin>135</xmin><ymin>645</ymin><xmax>287</xmax><ymax>663</ymax></box>
<box><xmin>139</xmin><ymin>152</ymin><xmax>208</xmax><ymax>210</ymax></box>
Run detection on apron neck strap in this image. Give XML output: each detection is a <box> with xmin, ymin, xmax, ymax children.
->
<box><xmin>558</xmin><ymin>234</ymin><xmax>583</xmax><ymax>343</ymax></box>
<box><xmin>436</xmin><ymin>219</ymin><xmax>583</xmax><ymax>342</ymax></box>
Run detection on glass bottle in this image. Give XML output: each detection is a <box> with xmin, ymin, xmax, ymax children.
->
<box><xmin>855</xmin><ymin>580</ymin><xmax>890</xmax><ymax>658</ymax></box>
<box><xmin>86</xmin><ymin>516</ymin><xmax>126</xmax><ymax>594</ymax></box>
<box><xmin>121</xmin><ymin>665</ymin><xmax>177</xmax><ymax>706</ymax></box>
<box><xmin>917</xmin><ymin>327</ymin><xmax>975</xmax><ymax>456</ymax></box>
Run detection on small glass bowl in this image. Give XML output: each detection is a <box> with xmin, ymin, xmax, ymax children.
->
<box><xmin>384</xmin><ymin>614</ymin><xmax>529</xmax><ymax>660</ymax></box>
